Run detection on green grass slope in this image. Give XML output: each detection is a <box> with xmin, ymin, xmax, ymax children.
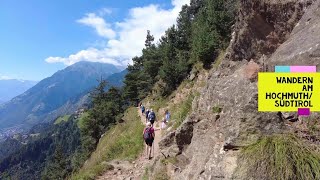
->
<box><xmin>54</xmin><ymin>115</ymin><xmax>71</xmax><ymax>124</ymax></box>
<box><xmin>70</xmin><ymin>107</ymin><xmax>144</xmax><ymax>180</ymax></box>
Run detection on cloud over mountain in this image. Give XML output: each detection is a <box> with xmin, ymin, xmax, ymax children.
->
<box><xmin>45</xmin><ymin>0</ymin><xmax>189</xmax><ymax>67</ymax></box>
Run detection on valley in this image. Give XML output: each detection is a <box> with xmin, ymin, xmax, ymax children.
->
<box><xmin>0</xmin><ymin>125</ymin><xmax>24</xmax><ymax>142</ymax></box>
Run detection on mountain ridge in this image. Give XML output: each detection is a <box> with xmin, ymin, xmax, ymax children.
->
<box><xmin>0</xmin><ymin>61</ymin><xmax>126</xmax><ymax>132</ymax></box>
<box><xmin>0</xmin><ymin>79</ymin><xmax>38</xmax><ymax>104</ymax></box>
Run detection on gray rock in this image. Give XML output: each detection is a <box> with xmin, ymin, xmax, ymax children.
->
<box><xmin>189</xmin><ymin>73</ymin><xmax>196</xmax><ymax>81</ymax></box>
<box><xmin>153</xmin><ymin>1</ymin><xmax>319</xmax><ymax>179</ymax></box>
<box><xmin>159</xmin><ymin>131</ymin><xmax>176</xmax><ymax>149</ymax></box>
<box><xmin>175</xmin><ymin>117</ymin><xmax>194</xmax><ymax>153</ymax></box>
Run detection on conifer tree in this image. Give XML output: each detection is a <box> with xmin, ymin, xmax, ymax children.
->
<box><xmin>191</xmin><ymin>0</ymin><xmax>235</xmax><ymax>67</ymax></box>
<box><xmin>41</xmin><ymin>145</ymin><xmax>68</xmax><ymax>180</ymax></box>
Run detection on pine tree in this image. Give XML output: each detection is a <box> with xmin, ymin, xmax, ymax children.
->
<box><xmin>145</xmin><ymin>30</ymin><xmax>155</xmax><ymax>48</ymax></box>
<box><xmin>189</xmin><ymin>0</ymin><xmax>205</xmax><ymax>17</ymax></box>
<box><xmin>143</xmin><ymin>30</ymin><xmax>162</xmax><ymax>83</ymax></box>
<box><xmin>41</xmin><ymin>145</ymin><xmax>68</xmax><ymax>180</ymax></box>
<box><xmin>191</xmin><ymin>0</ymin><xmax>235</xmax><ymax>67</ymax></box>
<box><xmin>159</xmin><ymin>26</ymin><xmax>179</xmax><ymax>94</ymax></box>
<box><xmin>176</xmin><ymin>5</ymin><xmax>192</xmax><ymax>51</ymax></box>
<box><xmin>90</xmin><ymin>78</ymin><xmax>108</xmax><ymax>105</ymax></box>
<box><xmin>123</xmin><ymin>56</ymin><xmax>145</xmax><ymax>104</ymax></box>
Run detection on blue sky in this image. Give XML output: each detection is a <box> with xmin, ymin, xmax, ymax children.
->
<box><xmin>0</xmin><ymin>0</ymin><xmax>189</xmax><ymax>81</ymax></box>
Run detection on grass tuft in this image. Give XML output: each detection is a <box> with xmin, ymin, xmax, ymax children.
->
<box><xmin>160</xmin><ymin>157</ymin><xmax>178</xmax><ymax>165</ymax></box>
<box><xmin>153</xmin><ymin>164</ymin><xmax>170</xmax><ymax>180</ymax></box>
<box><xmin>149</xmin><ymin>97</ymin><xmax>167</xmax><ymax>113</ymax></box>
<box><xmin>213</xmin><ymin>50</ymin><xmax>225</xmax><ymax>69</ymax></box>
<box><xmin>212</xmin><ymin>106</ymin><xmax>222</xmax><ymax>113</ymax></box>
<box><xmin>170</xmin><ymin>93</ymin><xmax>194</xmax><ymax>130</ymax></box>
<box><xmin>142</xmin><ymin>167</ymin><xmax>150</xmax><ymax>180</ymax></box>
<box><xmin>238</xmin><ymin>134</ymin><xmax>320</xmax><ymax>180</ymax></box>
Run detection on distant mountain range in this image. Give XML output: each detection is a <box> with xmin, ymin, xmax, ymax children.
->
<box><xmin>0</xmin><ymin>80</ymin><xmax>38</xmax><ymax>104</ymax></box>
<box><xmin>0</xmin><ymin>61</ymin><xmax>127</xmax><ymax>131</ymax></box>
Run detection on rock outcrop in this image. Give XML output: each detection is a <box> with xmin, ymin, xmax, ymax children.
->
<box><xmin>156</xmin><ymin>0</ymin><xmax>319</xmax><ymax>179</ymax></box>
<box><xmin>228</xmin><ymin>0</ymin><xmax>314</xmax><ymax>62</ymax></box>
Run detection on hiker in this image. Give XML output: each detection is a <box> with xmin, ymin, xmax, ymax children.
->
<box><xmin>141</xmin><ymin>105</ymin><xmax>145</xmax><ymax>115</ymax></box>
<box><xmin>165</xmin><ymin>109</ymin><xmax>171</xmax><ymax>122</ymax></box>
<box><xmin>143</xmin><ymin>122</ymin><xmax>155</xmax><ymax>159</ymax></box>
<box><xmin>148</xmin><ymin>109</ymin><xmax>156</xmax><ymax>125</ymax></box>
<box><xmin>145</xmin><ymin>108</ymin><xmax>150</xmax><ymax>123</ymax></box>
<box><xmin>161</xmin><ymin>117</ymin><xmax>167</xmax><ymax>129</ymax></box>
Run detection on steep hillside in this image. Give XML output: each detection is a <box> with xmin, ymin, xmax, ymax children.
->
<box><xmin>71</xmin><ymin>107</ymin><xmax>145</xmax><ymax>180</ymax></box>
<box><xmin>0</xmin><ymin>72</ymin><xmax>127</xmax><ymax>179</ymax></box>
<box><xmin>0</xmin><ymin>79</ymin><xmax>37</xmax><ymax>104</ymax></box>
<box><xmin>62</xmin><ymin>1</ymin><xmax>320</xmax><ymax>180</ymax></box>
<box><xmin>0</xmin><ymin>61</ymin><xmax>124</xmax><ymax>131</ymax></box>
<box><xmin>0</xmin><ymin>115</ymin><xmax>81</xmax><ymax>179</ymax></box>
<box><xmin>150</xmin><ymin>0</ymin><xmax>320</xmax><ymax>179</ymax></box>
<box><xmin>3</xmin><ymin>0</ymin><xmax>319</xmax><ymax>179</ymax></box>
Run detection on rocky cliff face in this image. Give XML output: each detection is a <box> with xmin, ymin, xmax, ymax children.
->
<box><xmin>157</xmin><ymin>0</ymin><xmax>319</xmax><ymax>179</ymax></box>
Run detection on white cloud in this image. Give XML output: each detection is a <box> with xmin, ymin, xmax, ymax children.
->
<box><xmin>46</xmin><ymin>48</ymin><xmax>122</xmax><ymax>66</ymax></box>
<box><xmin>0</xmin><ymin>75</ymin><xmax>11</xmax><ymax>80</ymax></box>
<box><xmin>45</xmin><ymin>0</ymin><xmax>190</xmax><ymax>67</ymax></box>
<box><xmin>77</xmin><ymin>13</ymin><xmax>116</xmax><ymax>39</ymax></box>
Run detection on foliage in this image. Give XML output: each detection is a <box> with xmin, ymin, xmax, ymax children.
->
<box><xmin>123</xmin><ymin>0</ymin><xmax>236</xmax><ymax>99</ymax></box>
<box><xmin>0</xmin><ymin>138</ymin><xmax>23</xmax><ymax>160</ymax></box>
<box><xmin>212</xmin><ymin>106</ymin><xmax>222</xmax><ymax>113</ymax></box>
<box><xmin>142</xmin><ymin>167</ymin><xmax>150</xmax><ymax>180</ymax></box>
<box><xmin>0</xmin><ymin>80</ymin><xmax>126</xmax><ymax>179</ymax></box>
<box><xmin>82</xmin><ymin>81</ymin><xmax>125</xmax><ymax>152</ymax></box>
<box><xmin>191</xmin><ymin>0</ymin><xmax>235</xmax><ymax>67</ymax></box>
<box><xmin>161</xmin><ymin>156</ymin><xmax>178</xmax><ymax>165</ymax></box>
<box><xmin>213</xmin><ymin>50</ymin><xmax>225</xmax><ymax>69</ymax></box>
<box><xmin>70</xmin><ymin>107</ymin><xmax>144</xmax><ymax>180</ymax></box>
<box><xmin>171</xmin><ymin>93</ymin><xmax>195</xmax><ymax>129</ymax></box>
<box><xmin>41</xmin><ymin>145</ymin><xmax>69</xmax><ymax>180</ymax></box>
<box><xmin>238</xmin><ymin>134</ymin><xmax>320</xmax><ymax>180</ymax></box>
<box><xmin>149</xmin><ymin>97</ymin><xmax>167</xmax><ymax>113</ymax></box>
<box><xmin>0</xmin><ymin>116</ymin><xmax>81</xmax><ymax>179</ymax></box>
<box><xmin>0</xmin><ymin>1</ymin><xmax>237</xmax><ymax>179</ymax></box>
<box><xmin>152</xmin><ymin>163</ymin><xmax>170</xmax><ymax>180</ymax></box>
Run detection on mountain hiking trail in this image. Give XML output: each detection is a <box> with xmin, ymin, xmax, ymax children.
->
<box><xmin>97</xmin><ymin>107</ymin><xmax>161</xmax><ymax>180</ymax></box>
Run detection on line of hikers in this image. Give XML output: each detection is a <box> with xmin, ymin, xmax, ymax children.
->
<box><xmin>140</xmin><ymin>104</ymin><xmax>170</xmax><ymax>159</ymax></box>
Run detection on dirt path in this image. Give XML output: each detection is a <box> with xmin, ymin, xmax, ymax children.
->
<box><xmin>97</xmin><ymin>108</ymin><xmax>161</xmax><ymax>180</ymax></box>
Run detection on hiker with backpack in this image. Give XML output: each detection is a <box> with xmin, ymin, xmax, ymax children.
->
<box><xmin>141</xmin><ymin>105</ymin><xmax>145</xmax><ymax>115</ymax></box>
<box><xmin>165</xmin><ymin>109</ymin><xmax>170</xmax><ymax>122</ymax></box>
<box><xmin>143</xmin><ymin>122</ymin><xmax>155</xmax><ymax>159</ymax></box>
<box><xmin>148</xmin><ymin>109</ymin><xmax>156</xmax><ymax>125</ymax></box>
<box><xmin>145</xmin><ymin>108</ymin><xmax>150</xmax><ymax>123</ymax></box>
